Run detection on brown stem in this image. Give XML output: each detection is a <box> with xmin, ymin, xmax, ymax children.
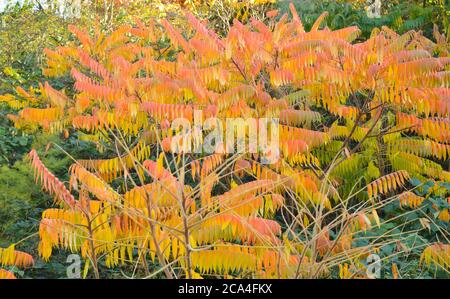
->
<box><xmin>87</xmin><ymin>219</ymin><xmax>100</xmax><ymax>279</ymax></box>
<box><xmin>179</xmin><ymin>162</ymin><xmax>193</xmax><ymax>279</ymax></box>
<box><xmin>140</xmin><ymin>248</ymin><xmax>151</xmax><ymax>277</ymax></box>
<box><xmin>182</xmin><ymin>204</ymin><xmax>193</xmax><ymax>279</ymax></box>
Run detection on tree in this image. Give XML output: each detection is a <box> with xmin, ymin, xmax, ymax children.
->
<box><xmin>2</xmin><ymin>4</ymin><xmax>449</xmax><ymax>278</ymax></box>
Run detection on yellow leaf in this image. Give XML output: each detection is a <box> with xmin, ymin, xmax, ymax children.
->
<box><xmin>83</xmin><ymin>260</ymin><xmax>90</xmax><ymax>278</ymax></box>
<box><xmin>372</xmin><ymin>209</ymin><xmax>381</xmax><ymax>228</ymax></box>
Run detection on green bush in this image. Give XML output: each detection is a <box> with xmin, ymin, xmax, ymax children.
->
<box><xmin>0</xmin><ymin>133</ymin><xmax>98</xmax><ymax>278</ymax></box>
<box><xmin>0</xmin><ymin>1</ymin><xmax>71</xmax><ymax>93</ymax></box>
<box><xmin>277</xmin><ymin>0</ymin><xmax>449</xmax><ymax>39</ymax></box>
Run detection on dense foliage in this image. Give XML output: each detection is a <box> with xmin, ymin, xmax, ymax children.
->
<box><xmin>0</xmin><ymin>0</ymin><xmax>449</xmax><ymax>279</ymax></box>
<box><xmin>0</xmin><ymin>1</ymin><xmax>450</xmax><ymax>278</ymax></box>
<box><xmin>0</xmin><ymin>2</ymin><xmax>72</xmax><ymax>92</ymax></box>
<box><xmin>279</xmin><ymin>0</ymin><xmax>449</xmax><ymax>39</ymax></box>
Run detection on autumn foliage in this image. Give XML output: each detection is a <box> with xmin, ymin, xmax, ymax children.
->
<box><xmin>1</xmin><ymin>3</ymin><xmax>450</xmax><ymax>278</ymax></box>
<box><xmin>0</xmin><ymin>244</ymin><xmax>34</xmax><ymax>279</ymax></box>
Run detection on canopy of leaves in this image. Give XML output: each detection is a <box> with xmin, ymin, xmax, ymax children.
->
<box><xmin>0</xmin><ymin>0</ymin><xmax>449</xmax><ymax>279</ymax></box>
